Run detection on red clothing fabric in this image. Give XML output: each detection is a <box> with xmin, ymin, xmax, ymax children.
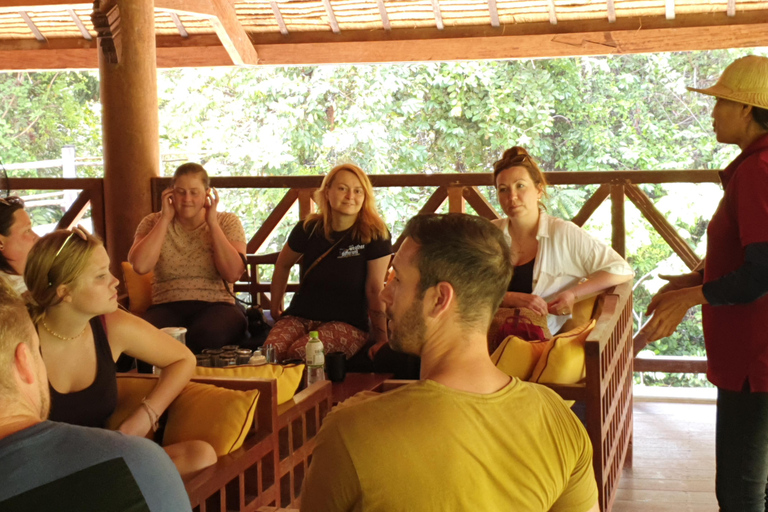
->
<box><xmin>704</xmin><ymin>133</ymin><xmax>768</xmax><ymax>392</ymax></box>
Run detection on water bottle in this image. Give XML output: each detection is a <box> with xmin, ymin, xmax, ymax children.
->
<box><xmin>305</xmin><ymin>331</ymin><xmax>326</xmax><ymax>386</ymax></box>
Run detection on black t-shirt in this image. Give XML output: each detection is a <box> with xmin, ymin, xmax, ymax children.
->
<box><xmin>284</xmin><ymin>220</ymin><xmax>392</xmax><ymax>331</ymax></box>
<box><xmin>508</xmin><ymin>258</ymin><xmax>535</xmax><ymax>294</ymax></box>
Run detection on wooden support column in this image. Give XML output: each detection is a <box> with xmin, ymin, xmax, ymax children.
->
<box><xmin>97</xmin><ymin>0</ymin><xmax>159</xmax><ymax>280</ymax></box>
<box><xmin>298</xmin><ymin>189</ymin><xmax>316</xmax><ymax>219</ymax></box>
<box><xmin>610</xmin><ymin>180</ymin><xmax>626</xmax><ymax>258</ymax></box>
<box><xmin>447</xmin><ymin>185</ymin><xmax>466</xmax><ymax>213</ymax></box>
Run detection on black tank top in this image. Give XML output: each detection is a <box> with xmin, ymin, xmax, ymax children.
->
<box><xmin>48</xmin><ymin>316</ymin><xmax>118</xmax><ymax>428</ymax></box>
<box><xmin>508</xmin><ymin>258</ymin><xmax>535</xmax><ymax>294</ymax></box>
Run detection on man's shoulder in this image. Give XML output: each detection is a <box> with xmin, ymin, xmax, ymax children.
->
<box><xmin>35</xmin><ymin>421</ymin><xmax>166</xmax><ymax>459</ymax></box>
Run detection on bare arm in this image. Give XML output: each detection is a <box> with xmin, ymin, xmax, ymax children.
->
<box><xmin>205</xmin><ymin>189</ymin><xmax>246</xmax><ymax>283</ymax></box>
<box><xmin>547</xmin><ymin>270</ymin><xmax>633</xmax><ymax>315</ymax></box>
<box><xmin>366</xmin><ymin>255</ymin><xmax>390</xmax><ymax>358</ymax></box>
<box><xmin>128</xmin><ymin>190</ymin><xmax>175</xmax><ymax>275</ymax></box>
<box><xmin>105</xmin><ymin>309</ymin><xmax>196</xmax><ymax>436</ymax></box>
<box><xmin>270</xmin><ymin>244</ymin><xmax>302</xmax><ymax>321</ymax></box>
<box><xmin>501</xmin><ymin>292</ymin><xmax>548</xmax><ymax>317</ymax></box>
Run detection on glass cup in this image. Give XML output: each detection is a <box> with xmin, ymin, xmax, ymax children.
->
<box><xmin>221</xmin><ymin>345</ymin><xmax>239</xmax><ymax>352</ymax></box>
<box><xmin>161</xmin><ymin>327</ymin><xmax>187</xmax><ymax>345</ymax></box>
<box><xmin>195</xmin><ymin>354</ymin><xmax>212</xmax><ymax>367</ymax></box>
<box><xmin>220</xmin><ymin>353</ymin><xmax>238</xmax><ymax>367</ymax></box>
<box><xmin>236</xmin><ymin>348</ymin><xmax>253</xmax><ymax>365</ymax></box>
<box><xmin>264</xmin><ymin>345</ymin><xmax>277</xmax><ymax>364</ymax></box>
<box><xmin>202</xmin><ymin>348</ymin><xmax>224</xmax><ymax>367</ymax></box>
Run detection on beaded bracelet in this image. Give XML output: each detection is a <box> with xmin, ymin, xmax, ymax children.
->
<box><xmin>141</xmin><ymin>398</ymin><xmax>160</xmax><ymax>432</ymax></box>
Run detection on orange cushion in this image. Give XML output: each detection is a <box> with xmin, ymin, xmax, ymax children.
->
<box><xmin>121</xmin><ymin>262</ymin><xmax>153</xmax><ymax>315</ymax></box>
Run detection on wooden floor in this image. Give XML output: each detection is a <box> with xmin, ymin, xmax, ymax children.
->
<box><xmin>614</xmin><ymin>401</ymin><xmax>718</xmax><ymax>511</ymax></box>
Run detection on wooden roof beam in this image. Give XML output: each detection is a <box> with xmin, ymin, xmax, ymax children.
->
<box><xmin>547</xmin><ymin>0</ymin><xmax>557</xmax><ymax>25</ymax></box>
<box><xmin>209</xmin><ymin>0</ymin><xmax>259</xmax><ymax>64</ymax></box>
<box><xmin>155</xmin><ymin>0</ymin><xmax>258</xmax><ymax>65</ymax></box>
<box><xmin>488</xmin><ymin>0</ymin><xmax>499</xmax><ymax>28</ymax></box>
<box><xmin>727</xmin><ymin>0</ymin><xmax>736</xmax><ymax>16</ymax></box>
<box><xmin>322</xmin><ymin>0</ymin><xmax>341</xmax><ymax>34</ymax></box>
<box><xmin>169</xmin><ymin>12</ymin><xmax>188</xmax><ymax>38</ymax></box>
<box><xmin>666</xmin><ymin>0</ymin><xmax>675</xmax><ymax>20</ymax></box>
<box><xmin>67</xmin><ymin>8</ymin><xmax>92</xmax><ymax>40</ymax></box>
<box><xmin>270</xmin><ymin>1</ymin><xmax>289</xmax><ymax>36</ymax></box>
<box><xmin>431</xmin><ymin>0</ymin><xmax>444</xmax><ymax>30</ymax></box>
<box><xmin>0</xmin><ymin>1</ymin><xmax>90</xmax><ymax>12</ymax></box>
<box><xmin>376</xmin><ymin>0</ymin><xmax>391</xmax><ymax>31</ymax></box>
<box><xmin>2</xmin><ymin>13</ymin><xmax>768</xmax><ymax>69</ymax></box>
<box><xmin>19</xmin><ymin>11</ymin><xmax>45</xmax><ymax>41</ymax></box>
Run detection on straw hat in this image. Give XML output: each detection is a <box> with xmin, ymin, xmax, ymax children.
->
<box><xmin>687</xmin><ymin>55</ymin><xmax>768</xmax><ymax>110</ymax></box>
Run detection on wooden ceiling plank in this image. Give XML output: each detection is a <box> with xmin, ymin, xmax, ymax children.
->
<box><xmin>154</xmin><ymin>0</ymin><xmax>216</xmax><ymax>17</ymax></box>
<box><xmin>3</xmin><ymin>15</ymin><xmax>768</xmax><ymax>70</ymax></box>
<box><xmin>666</xmin><ymin>0</ymin><xmax>675</xmax><ymax>20</ymax></box>
<box><xmin>67</xmin><ymin>7</ymin><xmax>92</xmax><ymax>40</ymax></box>
<box><xmin>321</xmin><ymin>0</ymin><xmax>341</xmax><ymax>34</ymax></box>
<box><xmin>431</xmin><ymin>0</ymin><xmax>444</xmax><ymax>30</ymax></box>
<box><xmin>376</xmin><ymin>0</ymin><xmax>391</xmax><ymax>31</ymax></box>
<box><xmin>0</xmin><ymin>1</ymin><xmax>90</xmax><ymax>13</ymax></box>
<box><xmin>209</xmin><ymin>0</ymin><xmax>259</xmax><ymax>65</ymax></box>
<box><xmin>269</xmin><ymin>1</ymin><xmax>289</xmax><ymax>36</ymax></box>
<box><xmin>169</xmin><ymin>12</ymin><xmax>188</xmax><ymax>38</ymax></box>
<box><xmin>487</xmin><ymin>0</ymin><xmax>499</xmax><ymax>28</ymax></box>
<box><xmin>547</xmin><ymin>0</ymin><xmax>557</xmax><ymax>25</ymax></box>
<box><xmin>606</xmin><ymin>0</ymin><xmax>616</xmax><ymax>23</ymax></box>
<box><xmin>727</xmin><ymin>0</ymin><xmax>736</xmax><ymax>16</ymax></box>
<box><xmin>19</xmin><ymin>11</ymin><xmax>45</xmax><ymax>41</ymax></box>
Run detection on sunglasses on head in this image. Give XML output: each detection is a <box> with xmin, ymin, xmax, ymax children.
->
<box><xmin>506</xmin><ymin>154</ymin><xmax>534</xmax><ymax>165</ymax></box>
<box><xmin>48</xmin><ymin>225</ymin><xmax>90</xmax><ymax>287</ymax></box>
<box><xmin>0</xmin><ymin>196</ymin><xmax>23</xmax><ymax>207</ymax></box>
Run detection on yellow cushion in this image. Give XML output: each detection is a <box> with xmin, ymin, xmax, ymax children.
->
<box><xmin>558</xmin><ymin>295</ymin><xmax>599</xmax><ymax>334</ymax></box>
<box><xmin>106</xmin><ymin>377</ymin><xmax>157</xmax><ymax>440</ymax></box>
<box><xmin>491</xmin><ymin>336</ymin><xmax>552</xmax><ymax>381</ymax></box>
<box><xmin>531</xmin><ymin>320</ymin><xmax>596</xmax><ymax>385</ymax></box>
<box><xmin>195</xmin><ymin>364</ymin><xmax>304</xmax><ymax>405</ymax></box>
<box><xmin>163</xmin><ymin>382</ymin><xmax>259</xmax><ymax>456</ymax></box>
<box><xmin>121</xmin><ymin>262</ymin><xmax>153</xmax><ymax>315</ymax></box>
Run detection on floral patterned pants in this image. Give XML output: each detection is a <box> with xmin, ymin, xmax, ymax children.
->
<box><xmin>264</xmin><ymin>315</ymin><xmax>368</xmax><ymax>361</ymax></box>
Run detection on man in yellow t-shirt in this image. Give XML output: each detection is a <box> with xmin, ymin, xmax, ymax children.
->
<box><xmin>301</xmin><ymin>214</ymin><xmax>599</xmax><ymax>512</ymax></box>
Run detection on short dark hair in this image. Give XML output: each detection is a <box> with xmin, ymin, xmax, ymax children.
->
<box><xmin>402</xmin><ymin>213</ymin><xmax>513</xmax><ymax>328</ymax></box>
<box><xmin>0</xmin><ymin>282</ymin><xmax>34</xmax><ymax>394</ymax></box>
<box><xmin>753</xmin><ymin>106</ymin><xmax>768</xmax><ymax>131</ymax></box>
<box><xmin>0</xmin><ymin>196</ymin><xmax>26</xmax><ymax>274</ymax></box>
<box><xmin>171</xmin><ymin>162</ymin><xmax>210</xmax><ymax>189</ymax></box>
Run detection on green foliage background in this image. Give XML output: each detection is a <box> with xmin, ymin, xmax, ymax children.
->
<box><xmin>4</xmin><ymin>48</ymin><xmax>768</xmax><ymax>385</ymax></box>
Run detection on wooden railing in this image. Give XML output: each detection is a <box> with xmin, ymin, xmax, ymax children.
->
<box><xmin>7</xmin><ymin>171</ymin><xmax>716</xmax><ymax>376</ymax></box>
<box><xmin>6</xmin><ymin>177</ymin><xmax>106</xmax><ymax>240</ymax></box>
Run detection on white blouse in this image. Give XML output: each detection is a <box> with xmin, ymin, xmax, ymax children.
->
<box><xmin>493</xmin><ymin>212</ymin><xmax>634</xmax><ymax>334</ymax></box>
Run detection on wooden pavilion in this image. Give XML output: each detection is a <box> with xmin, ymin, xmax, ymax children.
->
<box><xmin>0</xmin><ymin>0</ymin><xmax>761</xmax><ymax>510</ymax></box>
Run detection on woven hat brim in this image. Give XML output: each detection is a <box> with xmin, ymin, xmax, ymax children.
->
<box><xmin>687</xmin><ymin>84</ymin><xmax>768</xmax><ymax>110</ymax></box>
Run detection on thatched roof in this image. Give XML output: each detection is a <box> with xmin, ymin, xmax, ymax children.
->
<box><xmin>1</xmin><ymin>0</ymin><xmax>767</xmax><ymax>69</ymax></box>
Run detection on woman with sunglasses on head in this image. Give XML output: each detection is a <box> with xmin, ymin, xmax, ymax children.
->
<box><xmin>0</xmin><ymin>196</ymin><xmax>39</xmax><ymax>297</ymax></box>
<box><xmin>264</xmin><ymin>164</ymin><xmax>392</xmax><ymax>362</ymax></box>
<box><xmin>489</xmin><ymin>147</ymin><xmax>633</xmax><ymax>351</ymax></box>
<box><xmin>128</xmin><ymin>162</ymin><xmax>247</xmax><ymax>355</ymax></box>
<box><xmin>25</xmin><ymin>227</ymin><xmax>216</xmax><ymax>476</ymax></box>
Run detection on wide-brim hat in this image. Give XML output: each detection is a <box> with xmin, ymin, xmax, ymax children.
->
<box><xmin>687</xmin><ymin>55</ymin><xmax>768</xmax><ymax>110</ymax></box>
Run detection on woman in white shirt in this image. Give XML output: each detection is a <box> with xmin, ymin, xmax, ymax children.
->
<box><xmin>490</xmin><ymin>147</ymin><xmax>633</xmax><ymax>348</ymax></box>
<box><xmin>0</xmin><ymin>196</ymin><xmax>39</xmax><ymax>297</ymax></box>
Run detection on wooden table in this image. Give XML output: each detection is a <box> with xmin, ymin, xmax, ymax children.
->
<box><xmin>331</xmin><ymin>373</ymin><xmax>393</xmax><ymax>404</ymax></box>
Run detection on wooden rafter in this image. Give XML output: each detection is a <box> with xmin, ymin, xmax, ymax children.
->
<box><xmin>431</xmin><ymin>0</ymin><xmax>444</xmax><ymax>30</ymax></box>
<box><xmin>19</xmin><ymin>11</ymin><xmax>45</xmax><ymax>41</ymax></box>
<box><xmin>0</xmin><ymin>2</ymin><xmax>90</xmax><ymax>13</ymax></box>
<box><xmin>154</xmin><ymin>0</ymin><xmax>215</xmax><ymax>16</ymax></box>
<box><xmin>67</xmin><ymin>8</ymin><xmax>92</xmax><ymax>40</ymax></box>
<box><xmin>2</xmin><ymin>13</ymin><xmax>768</xmax><ymax>69</ymax></box>
<box><xmin>321</xmin><ymin>0</ymin><xmax>340</xmax><ymax>34</ymax></box>
<box><xmin>547</xmin><ymin>0</ymin><xmax>557</xmax><ymax>25</ymax></box>
<box><xmin>270</xmin><ymin>1</ymin><xmax>289</xmax><ymax>36</ymax></box>
<box><xmin>727</xmin><ymin>0</ymin><xmax>736</xmax><ymax>16</ymax></box>
<box><xmin>666</xmin><ymin>0</ymin><xmax>675</xmax><ymax>20</ymax></box>
<box><xmin>376</xmin><ymin>0</ymin><xmax>391</xmax><ymax>31</ymax></box>
<box><xmin>606</xmin><ymin>0</ymin><xmax>617</xmax><ymax>23</ymax></box>
<box><xmin>169</xmin><ymin>12</ymin><xmax>188</xmax><ymax>38</ymax></box>
<box><xmin>487</xmin><ymin>0</ymin><xmax>499</xmax><ymax>28</ymax></box>
<box><xmin>209</xmin><ymin>0</ymin><xmax>259</xmax><ymax>65</ymax></box>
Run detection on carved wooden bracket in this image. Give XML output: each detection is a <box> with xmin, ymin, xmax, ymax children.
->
<box><xmin>91</xmin><ymin>0</ymin><xmax>121</xmax><ymax>64</ymax></box>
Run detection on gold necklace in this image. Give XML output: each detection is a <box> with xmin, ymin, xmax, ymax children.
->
<box><xmin>41</xmin><ymin>318</ymin><xmax>87</xmax><ymax>341</ymax></box>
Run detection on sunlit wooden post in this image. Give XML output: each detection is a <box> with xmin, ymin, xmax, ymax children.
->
<box><xmin>447</xmin><ymin>185</ymin><xmax>466</xmax><ymax>213</ymax></box>
<box><xmin>610</xmin><ymin>180</ymin><xmax>627</xmax><ymax>258</ymax></box>
<box><xmin>94</xmin><ymin>0</ymin><xmax>159</xmax><ymax>281</ymax></box>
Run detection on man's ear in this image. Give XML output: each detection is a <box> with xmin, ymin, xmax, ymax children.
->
<box><xmin>14</xmin><ymin>343</ymin><xmax>37</xmax><ymax>386</ymax></box>
<box><xmin>424</xmin><ymin>281</ymin><xmax>455</xmax><ymax>320</ymax></box>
